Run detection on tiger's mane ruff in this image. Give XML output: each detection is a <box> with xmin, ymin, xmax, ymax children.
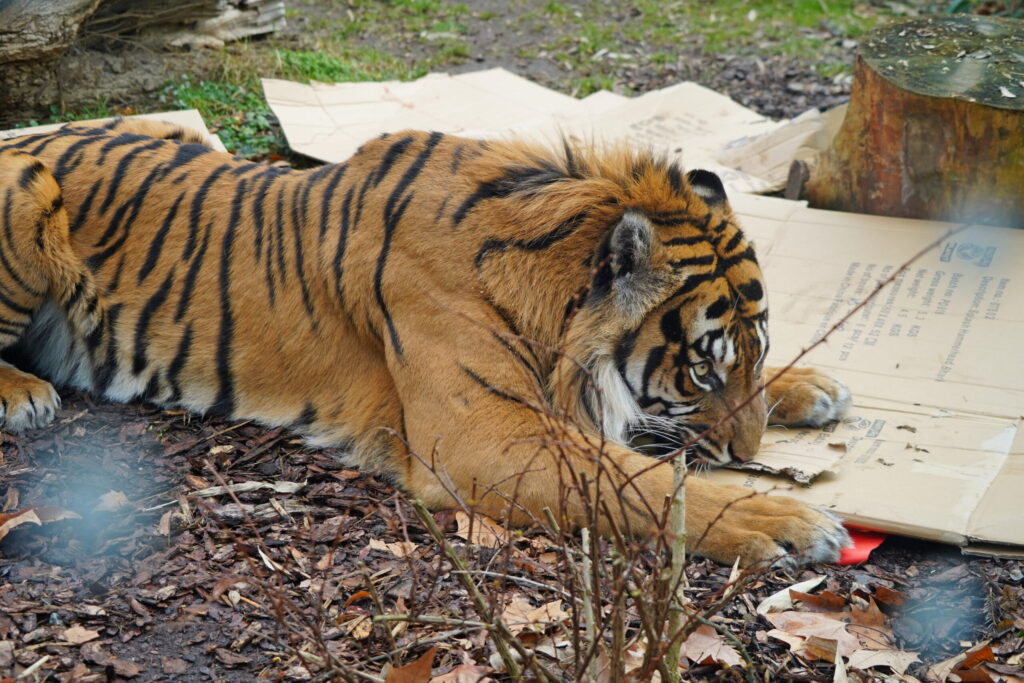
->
<box><xmin>463</xmin><ymin>138</ymin><xmax>713</xmax><ymax>441</ymax></box>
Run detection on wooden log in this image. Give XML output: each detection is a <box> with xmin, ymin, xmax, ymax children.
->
<box><xmin>0</xmin><ymin>0</ymin><xmax>102</xmax><ymax>64</ymax></box>
<box><xmin>802</xmin><ymin>16</ymin><xmax>1024</xmax><ymax>228</ymax></box>
<box><xmin>85</xmin><ymin>0</ymin><xmax>285</xmax><ymax>47</ymax></box>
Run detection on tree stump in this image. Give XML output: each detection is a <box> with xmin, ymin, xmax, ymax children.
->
<box><xmin>801</xmin><ymin>16</ymin><xmax>1024</xmax><ymax>228</ymax></box>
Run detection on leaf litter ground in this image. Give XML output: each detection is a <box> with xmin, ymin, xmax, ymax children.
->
<box><xmin>1</xmin><ymin>395</ymin><xmax>1022</xmax><ymax>681</ymax></box>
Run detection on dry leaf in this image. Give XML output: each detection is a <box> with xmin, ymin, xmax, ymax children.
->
<box><xmin>791</xmin><ymin>589</ymin><xmax>847</xmax><ymax>613</ymax></box>
<box><xmin>981</xmin><ymin>662</ymin><xmax>1024</xmax><ymax>683</ymax></box>
<box><xmin>344</xmin><ymin>590</ymin><xmax>372</xmax><ymax>608</ymax></box>
<box><xmin>757</xmin><ymin>575</ymin><xmax>825</xmax><ymax>614</ymax></box>
<box><xmin>873</xmin><ymin>586</ymin><xmax>906</xmax><ymax>610</ymax></box>
<box><xmin>157</xmin><ymin>510</ymin><xmax>174</xmax><ymax>536</ymax></box>
<box><xmin>62</xmin><ymin>625</ymin><xmax>100</xmax><ymax>644</ymax></box>
<box><xmin>847</xmin><ymin>648</ymin><xmax>920</xmax><ymax>675</ymax></box>
<box><xmin>679</xmin><ymin>624</ymin><xmax>744</xmax><ymax>667</ymax></box>
<box><xmin>766</xmin><ymin>611</ymin><xmax>860</xmax><ymax>660</ymax></box>
<box><xmin>847</xmin><ymin>600</ymin><xmax>894</xmax><ymax>650</ymax></box>
<box><xmin>95</xmin><ymin>490</ymin><xmax>130</xmax><ymax>512</ymax></box>
<box><xmin>162</xmin><ymin>657</ymin><xmax>189</xmax><ymax>675</ymax></box>
<box><xmin>0</xmin><ymin>506</ymin><xmax>80</xmax><ymax>542</ymax></box>
<box><xmin>0</xmin><ymin>509</ymin><xmax>41</xmax><ymax>542</ymax></box>
<box><xmin>454</xmin><ymin>511</ymin><xmax>510</xmax><ymax>548</ymax></box>
<box><xmin>368</xmin><ymin>538</ymin><xmax>417</xmax><ymax>558</ymax></box>
<box><xmin>344</xmin><ymin>615</ymin><xmax>373</xmax><ymax>640</ymax></box>
<box><xmin>110</xmin><ymin>657</ymin><xmax>144</xmax><ymax>678</ymax></box>
<box><xmin>213</xmin><ymin>648</ymin><xmax>252</xmax><ymax>667</ymax></box>
<box><xmin>430</xmin><ymin>663</ymin><xmax>495</xmax><ymax>682</ymax></box>
<box><xmin>834</xmin><ymin>655</ymin><xmax>849</xmax><ymax>683</ymax></box>
<box><xmin>34</xmin><ymin>506</ymin><xmax>82</xmax><ymax>524</ymax></box>
<box><xmin>501</xmin><ymin>597</ymin><xmax>569</xmax><ymax>636</ymax></box>
<box><xmin>766</xmin><ymin>628</ymin><xmax>805</xmax><ymax>650</ymax></box>
<box><xmin>385</xmin><ymin>646</ymin><xmax>437</xmax><ymax>683</ymax></box>
<box><xmin>927</xmin><ymin>643</ymin><xmax>997</xmax><ymax>683</ymax></box>
<box><xmin>804</xmin><ymin>635</ymin><xmax>841</xmax><ymax>663</ymax></box>
<box><xmin>849</xmin><ymin>598</ymin><xmax>887</xmax><ymax>628</ymax></box>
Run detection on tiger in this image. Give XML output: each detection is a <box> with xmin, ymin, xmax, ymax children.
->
<box><xmin>0</xmin><ymin>118</ymin><xmax>852</xmax><ymax>567</ymax></box>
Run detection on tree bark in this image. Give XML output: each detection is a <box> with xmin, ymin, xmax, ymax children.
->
<box><xmin>802</xmin><ymin>16</ymin><xmax>1024</xmax><ymax>228</ymax></box>
<box><xmin>0</xmin><ymin>0</ymin><xmax>102</xmax><ymax>64</ymax></box>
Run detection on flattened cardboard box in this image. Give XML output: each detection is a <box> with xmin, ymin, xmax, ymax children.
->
<box><xmin>261</xmin><ymin>68</ymin><xmax>806</xmax><ymax>194</ymax></box>
<box><xmin>711</xmin><ymin>194</ymin><xmax>1024</xmax><ymax>557</ymax></box>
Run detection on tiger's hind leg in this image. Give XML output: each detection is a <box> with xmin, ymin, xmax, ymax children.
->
<box><xmin>0</xmin><ymin>149</ymin><xmax>102</xmax><ymax>430</ymax></box>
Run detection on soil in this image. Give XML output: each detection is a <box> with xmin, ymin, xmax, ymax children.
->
<box><xmin>2</xmin><ymin>2</ymin><xmax>1022</xmax><ymax>682</ymax></box>
<box><xmin>1</xmin><ymin>0</ymin><xmax>855</xmax><ymax>128</ymax></box>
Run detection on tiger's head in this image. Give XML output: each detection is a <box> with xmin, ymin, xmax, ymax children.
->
<box><xmin>553</xmin><ymin>161</ymin><xmax>768</xmax><ymax>465</ymax></box>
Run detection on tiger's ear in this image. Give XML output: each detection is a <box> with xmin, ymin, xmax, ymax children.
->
<box><xmin>686</xmin><ymin>169</ymin><xmax>727</xmax><ymax>206</ymax></box>
<box><xmin>608</xmin><ymin>210</ymin><xmax>653</xmax><ymax>279</ymax></box>
<box><xmin>590</xmin><ymin>211</ymin><xmax>667</xmax><ymax>316</ymax></box>
<box><xmin>590</xmin><ymin>210</ymin><xmax>658</xmax><ymax>310</ymax></box>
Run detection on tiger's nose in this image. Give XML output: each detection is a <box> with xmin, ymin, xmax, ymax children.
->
<box><xmin>725</xmin><ymin>443</ymin><xmax>751</xmax><ymax>462</ymax></box>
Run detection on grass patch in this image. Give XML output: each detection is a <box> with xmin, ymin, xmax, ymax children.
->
<box><xmin>682</xmin><ymin>0</ymin><xmax>881</xmax><ymax>57</ymax></box>
<box><xmin>154</xmin><ymin>44</ymin><xmax>430</xmax><ymax>158</ymax></box>
<box><xmin>573</xmin><ymin>74</ymin><xmax>615</xmax><ymax>97</ymax></box>
<box><xmin>275</xmin><ymin>48</ymin><xmax>424</xmax><ymax>83</ymax></box>
<box><xmin>160</xmin><ymin>75</ymin><xmax>278</xmax><ymax>158</ymax></box>
<box><xmin>435</xmin><ymin>40</ymin><xmax>471</xmax><ymax>61</ymax></box>
<box><xmin>17</xmin><ymin>98</ymin><xmax>117</xmax><ymax>128</ymax></box>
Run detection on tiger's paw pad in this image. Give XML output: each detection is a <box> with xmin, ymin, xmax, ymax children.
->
<box><xmin>766</xmin><ymin>366</ymin><xmax>851</xmax><ymax>428</ymax></box>
<box><xmin>0</xmin><ymin>366</ymin><xmax>60</xmax><ymax>431</ymax></box>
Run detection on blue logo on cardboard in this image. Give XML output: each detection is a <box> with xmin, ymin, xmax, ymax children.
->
<box><xmin>939</xmin><ymin>242</ymin><xmax>995</xmax><ymax>267</ymax></box>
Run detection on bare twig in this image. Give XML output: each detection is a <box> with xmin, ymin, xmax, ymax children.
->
<box><xmin>664</xmin><ymin>451</ymin><xmax>689</xmax><ymax>681</ymax></box>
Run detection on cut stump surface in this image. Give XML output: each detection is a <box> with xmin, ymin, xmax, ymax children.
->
<box><xmin>802</xmin><ymin>16</ymin><xmax>1024</xmax><ymax>228</ymax></box>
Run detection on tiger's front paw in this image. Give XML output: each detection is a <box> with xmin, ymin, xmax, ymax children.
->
<box><xmin>765</xmin><ymin>366</ymin><xmax>850</xmax><ymax>427</ymax></box>
<box><xmin>689</xmin><ymin>481</ymin><xmax>852</xmax><ymax>568</ymax></box>
<box><xmin>0</xmin><ymin>364</ymin><xmax>60</xmax><ymax>431</ymax></box>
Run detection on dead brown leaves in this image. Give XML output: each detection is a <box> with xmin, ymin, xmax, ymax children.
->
<box><xmin>0</xmin><ymin>506</ymin><xmax>79</xmax><ymax>542</ymax></box>
<box><xmin>453</xmin><ymin>511</ymin><xmax>511</xmax><ymax>548</ymax></box>
<box><xmin>761</xmin><ymin>578</ymin><xmax>920</xmax><ymax>677</ymax></box>
<box><xmin>500</xmin><ymin>596</ymin><xmax>569</xmax><ymax>636</ymax></box>
<box><xmin>679</xmin><ymin>624</ymin><xmax>743</xmax><ymax>667</ymax></box>
<box><xmin>3</xmin><ymin>395</ymin><xmax>1022</xmax><ymax>682</ymax></box>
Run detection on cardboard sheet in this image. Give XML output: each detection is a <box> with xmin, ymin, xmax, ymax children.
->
<box><xmin>263</xmin><ymin>68</ymin><xmax>829</xmax><ymax>195</ymax></box>
<box><xmin>0</xmin><ymin>110</ymin><xmax>228</xmax><ymax>152</ymax></box>
<box><xmin>261</xmin><ymin>70</ymin><xmax>578</xmax><ymax>162</ymax></box>
<box><xmin>709</xmin><ymin>193</ymin><xmax>1024</xmax><ymax>555</ymax></box>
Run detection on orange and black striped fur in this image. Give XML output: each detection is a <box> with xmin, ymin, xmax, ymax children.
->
<box><xmin>0</xmin><ymin>119</ymin><xmax>851</xmax><ymax>566</ymax></box>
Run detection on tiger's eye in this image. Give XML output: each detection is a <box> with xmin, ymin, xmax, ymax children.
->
<box><xmin>692</xmin><ymin>361</ymin><xmax>712</xmax><ymax>378</ymax></box>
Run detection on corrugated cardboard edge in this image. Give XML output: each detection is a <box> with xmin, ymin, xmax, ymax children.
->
<box><xmin>961</xmin><ymin>543</ymin><xmax>1024</xmax><ymax>560</ymax></box>
<box><xmin>963</xmin><ymin>424</ymin><xmax>1024</xmax><ymax>551</ymax></box>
